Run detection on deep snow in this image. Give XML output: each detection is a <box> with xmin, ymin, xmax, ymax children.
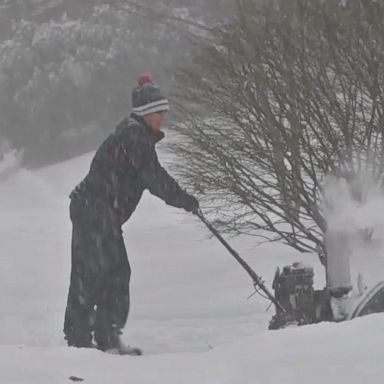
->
<box><xmin>1</xmin><ymin>149</ymin><xmax>384</xmax><ymax>384</ymax></box>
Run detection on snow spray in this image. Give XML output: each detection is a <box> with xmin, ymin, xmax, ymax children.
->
<box><xmin>322</xmin><ymin>172</ymin><xmax>384</xmax><ymax>292</ymax></box>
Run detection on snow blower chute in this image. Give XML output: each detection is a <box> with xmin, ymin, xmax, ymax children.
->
<box><xmin>197</xmin><ymin>210</ymin><xmax>384</xmax><ymax>329</ymax></box>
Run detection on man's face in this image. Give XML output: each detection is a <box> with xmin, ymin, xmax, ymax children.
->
<box><xmin>143</xmin><ymin>111</ymin><xmax>167</xmax><ymax>132</ymax></box>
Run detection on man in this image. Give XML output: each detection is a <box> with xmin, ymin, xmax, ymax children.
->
<box><xmin>64</xmin><ymin>74</ymin><xmax>199</xmax><ymax>355</ymax></box>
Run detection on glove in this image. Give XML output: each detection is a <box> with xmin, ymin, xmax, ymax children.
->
<box><xmin>184</xmin><ymin>194</ymin><xmax>199</xmax><ymax>214</ymax></box>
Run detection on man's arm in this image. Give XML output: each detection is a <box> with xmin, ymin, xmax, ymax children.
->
<box><xmin>139</xmin><ymin>150</ymin><xmax>198</xmax><ymax>212</ymax></box>
<box><xmin>120</xmin><ymin>123</ymin><xmax>198</xmax><ymax>212</ymax></box>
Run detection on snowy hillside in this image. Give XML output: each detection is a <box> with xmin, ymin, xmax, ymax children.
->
<box><xmin>1</xmin><ymin>150</ymin><xmax>384</xmax><ymax>384</ymax></box>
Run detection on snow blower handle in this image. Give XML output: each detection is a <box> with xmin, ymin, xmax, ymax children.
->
<box><xmin>195</xmin><ymin>209</ymin><xmax>286</xmax><ymax>313</ymax></box>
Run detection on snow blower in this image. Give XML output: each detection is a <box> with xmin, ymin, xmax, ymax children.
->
<box><xmin>196</xmin><ymin>210</ymin><xmax>384</xmax><ymax>329</ymax></box>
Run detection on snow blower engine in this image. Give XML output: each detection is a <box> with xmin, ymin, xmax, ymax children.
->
<box><xmin>268</xmin><ymin>262</ymin><xmax>332</xmax><ymax>329</ymax></box>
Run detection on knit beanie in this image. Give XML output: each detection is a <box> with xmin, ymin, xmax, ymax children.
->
<box><xmin>131</xmin><ymin>73</ymin><xmax>169</xmax><ymax>116</ymax></box>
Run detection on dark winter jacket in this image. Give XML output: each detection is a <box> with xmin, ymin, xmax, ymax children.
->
<box><xmin>70</xmin><ymin>113</ymin><xmax>197</xmax><ymax>225</ymax></box>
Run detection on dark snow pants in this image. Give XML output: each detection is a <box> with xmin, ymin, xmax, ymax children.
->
<box><xmin>64</xmin><ymin>196</ymin><xmax>131</xmax><ymax>350</ymax></box>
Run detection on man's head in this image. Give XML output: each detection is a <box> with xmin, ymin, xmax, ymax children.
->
<box><xmin>131</xmin><ymin>73</ymin><xmax>169</xmax><ymax>132</ymax></box>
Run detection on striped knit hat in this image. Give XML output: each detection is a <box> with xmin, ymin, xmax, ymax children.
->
<box><xmin>131</xmin><ymin>73</ymin><xmax>169</xmax><ymax>116</ymax></box>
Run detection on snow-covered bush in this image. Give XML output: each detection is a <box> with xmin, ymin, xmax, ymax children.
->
<box><xmin>0</xmin><ymin>2</ymin><xmax>194</xmax><ymax>166</ymax></box>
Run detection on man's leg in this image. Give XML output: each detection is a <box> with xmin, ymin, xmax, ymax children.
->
<box><xmin>93</xmin><ymin>231</ymin><xmax>131</xmax><ymax>351</ymax></box>
<box><xmin>64</xmin><ymin>223</ymin><xmax>104</xmax><ymax>347</ymax></box>
<box><xmin>64</xmin><ymin>223</ymin><xmax>100</xmax><ymax>347</ymax></box>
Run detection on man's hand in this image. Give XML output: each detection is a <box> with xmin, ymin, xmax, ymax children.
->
<box><xmin>184</xmin><ymin>195</ymin><xmax>199</xmax><ymax>214</ymax></box>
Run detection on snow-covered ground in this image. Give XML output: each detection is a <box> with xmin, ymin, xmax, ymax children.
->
<box><xmin>1</xmin><ymin>150</ymin><xmax>384</xmax><ymax>383</ymax></box>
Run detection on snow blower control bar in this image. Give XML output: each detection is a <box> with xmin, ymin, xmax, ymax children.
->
<box><xmin>196</xmin><ymin>210</ymin><xmax>286</xmax><ymax>313</ymax></box>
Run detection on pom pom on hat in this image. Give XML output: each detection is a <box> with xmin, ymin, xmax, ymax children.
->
<box><xmin>137</xmin><ymin>72</ymin><xmax>152</xmax><ymax>86</ymax></box>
